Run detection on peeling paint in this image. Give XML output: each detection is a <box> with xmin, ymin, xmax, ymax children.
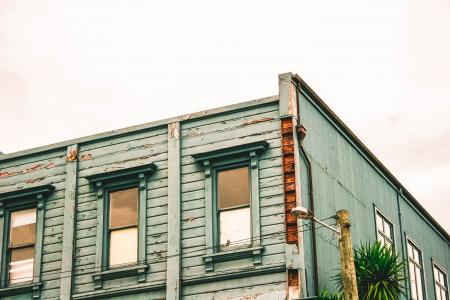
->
<box><xmin>25</xmin><ymin>177</ymin><xmax>44</xmax><ymax>184</ymax></box>
<box><xmin>0</xmin><ymin>162</ymin><xmax>58</xmax><ymax>178</ymax></box>
<box><xmin>66</xmin><ymin>149</ymin><xmax>78</xmax><ymax>162</ymax></box>
<box><xmin>242</xmin><ymin>117</ymin><xmax>275</xmax><ymax>126</ymax></box>
<box><xmin>80</xmin><ymin>153</ymin><xmax>93</xmax><ymax>161</ymax></box>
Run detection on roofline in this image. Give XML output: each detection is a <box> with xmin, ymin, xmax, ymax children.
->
<box><xmin>0</xmin><ymin>95</ymin><xmax>278</xmax><ymax>162</ymax></box>
<box><xmin>292</xmin><ymin>74</ymin><xmax>450</xmax><ymax>243</ymax></box>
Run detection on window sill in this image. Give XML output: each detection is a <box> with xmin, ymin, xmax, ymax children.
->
<box><xmin>0</xmin><ymin>282</ymin><xmax>42</xmax><ymax>298</ymax></box>
<box><xmin>93</xmin><ymin>264</ymin><xmax>148</xmax><ymax>289</ymax></box>
<box><xmin>203</xmin><ymin>246</ymin><xmax>264</xmax><ymax>272</ymax></box>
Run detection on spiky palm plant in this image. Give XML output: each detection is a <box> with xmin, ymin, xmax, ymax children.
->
<box><xmin>317</xmin><ymin>289</ymin><xmax>343</xmax><ymax>300</ymax></box>
<box><xmin>335</xmin><ymin>240</ymin><xmax>407</xmax><ymax>300</ymax></box>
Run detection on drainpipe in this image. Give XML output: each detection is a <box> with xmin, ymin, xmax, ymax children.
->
<box><xmin>298</xmin><ymin>143</ymin><xmax>319</xmax><ymax>296</ymax></box>
<box><xmin>293</xmin><ymin>83</ymin><xmax>319</xmax><ymax>296</ymax></box>
<box><xmin>397</xmin><ymin>188</ymin><xmax>409</xmax><ymax>299</ymax></box>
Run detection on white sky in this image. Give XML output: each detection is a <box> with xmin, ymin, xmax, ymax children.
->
<box><xmin>1</xmin><ymin>1</ymin><xmax>449</xmax><ymax>232</ymax></box>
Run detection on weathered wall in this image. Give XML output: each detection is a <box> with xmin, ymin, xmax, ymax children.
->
<box><xmin>298</xmin><ymin>88</ymin><xmax>450</xmax><ymax>298</ymax></box>
<box><xmin>0</xmin><ymin>96</ymin><xmax>287</xmax><ymax>300</ymax></box>
<box><xmin>72</xmin><ymin>126</ymin><xmax>168</xmax><ymax>297</ymax></box>
<box><xmin>180</xmin><ymin>101</ymin><xmax>287</xmax><ymax>298</ymax></box>
<box><xmin>0</xmin><ymin>149</ymin><xmax>67</xmax><ymax>299</ymax></box>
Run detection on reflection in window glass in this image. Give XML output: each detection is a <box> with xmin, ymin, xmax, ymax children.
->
<box><xmin>109</xmin><ymin>188</ymin><xmax>138</xmax><ymax>267</ymax></box>
<box><xmin>434</xmin><ymin>264</ymin><xmax>448</xmax><ymax>300</ymax></box>
<box><xmin>109</xmin><ymin>227</ymin><xmax>138</xmax><ymax>266</ymax></box>
<box><xmin>9</xmin><ymin>208</ymin><xmax>37</xmax><ymax>284</ymax></box>
<box><xmin>375</xmin><ymin>211</ymin><xmax>394</xmax><ymax>249</ymax></box>
<box><xmin>217</xmin><ymin>166</ymin><xmax>251</xmax><ymax>250</ymax></box>
<box><xmin>218</xmin><ymin>167</ymin><xmax>249</xmax><ymax>209</ymax></box>
<box><xmin>407</xmin><ymin>240</ymin><xmax>425</xmax><ymax>300</ymax></box>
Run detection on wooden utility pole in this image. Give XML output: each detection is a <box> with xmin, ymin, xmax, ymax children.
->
<box><xmin>336</xmin><ymin>210</ymin><xmax>359</xmax><ymax>300</ymax></box>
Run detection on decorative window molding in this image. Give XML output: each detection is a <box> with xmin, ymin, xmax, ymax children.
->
<box><xmin>193</xmin><ymin>141</ymin><xmax>269</xmax><ymax>272</ymax></box>
<box><xmin>373</xmin><ymin>206</ymin><xmax>395</xmax><ymax>250</ymax></box>
<box><xmin>86</xmin><ymin>163</ymin><xmax>156</xmax><ymax>289</ymax></box>
<box><xmin>0</xmin><ymin>184</ymin><xmax>54</xmax><ymax>299</ymax></box>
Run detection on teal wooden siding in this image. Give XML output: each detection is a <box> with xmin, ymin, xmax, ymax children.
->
<box><xmin>297</xmin><ymin>87</ymin><xmax>450</xmax><ymax>298</ymax></box>
<box><xmin>179</xmin><ymin>101</ymin><xmax>287</xmax><ymax>297</ymax></box>
<box><xmin>0</xmin><ymin>149</ymin><xmax>67</xmax><ymax>299</ymax></box>
<box><xmin>73</xmin><ymin>126</ymin><xmax>168</xmax><ymax>296</ymax></box>
<box><xmin>0</xmin><ymin>75</ymin><xmax>448</xmax><ymax>300</ymax></box>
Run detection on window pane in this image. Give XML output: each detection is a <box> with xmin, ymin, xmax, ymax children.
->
<box><xmin>109</xmin><ymin>227</ymin><xmax>138</xmax><ymax>266</ymax></box>
<box><xmin>376</xmin><ymin>214</ymin><xmax>383</xmax><ymax>230</ymax></box>
<box><xmin>218</xmin><ymin>167</ymin><xmax>250</xmax><ymax>209</ymax></box>
<box><xmin>383</xmin><ymin>221</ymin><xmax>391</xmax><ymax>238</ymax></box>
<box><xmin>436</xmin><ymin>285</ymin><xmax>442</xmax><ymax>300</ymax></box>
<box><xmin>9</xmin><ymin>247</ymin><xmax>34</xmax><ymax>284</ymax></box>
<box><xmin>219</xmin><ymin>207</ymin><xmax>251</xmax><ymax>249</ymax></box>
<box><xmin>439</xmin><ymin>271</ymin><xmax>445</xmax><ymax>285</ymax></box>
<box><xmin>407</xmin><ymin>243</ymin><xmax>413</xmax><ymax>258</ymax></box>
<box><xmin>110</xmin><ymin>188</ymin><xmax>138</xmax><ymax>229</ymax></box>
<box><xmin>413</xmin><ymin>248</ymin><xmax>420</xmax><ymax>263</ymax></box>
<box><xmin>416</xmin><ymin>266</ymin><xmax>423</xmax><ymax>300</ymax></box>
<box><xmin>10</xmin><ymin>209</ymin><xmax>37</xmax><ymax>247</ymax></box>
<box><xmin>410</xmin><ymin>262</ymin><xmax>417</xmax><ymax>300</ymax></box>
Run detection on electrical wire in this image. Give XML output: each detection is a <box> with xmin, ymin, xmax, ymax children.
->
<box><xmin>2</xmin><ymin>216</ymin><xmax>339</xmax><ymax>284</ymax></box>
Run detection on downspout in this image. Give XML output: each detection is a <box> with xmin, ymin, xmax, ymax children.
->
<box><xmin>293</xmin><ymin>83</ymin><xmax>319</xmax><ymax>296</ymax></box>
<box><xmin>299</xmin><ymin>143</ymin><xmax>319</xmax><ymax>296</ymax></box>
<box><xmin>397</xmin><ymin>188</ymin><xmax>409</xmax><ymax>299</ymax></box>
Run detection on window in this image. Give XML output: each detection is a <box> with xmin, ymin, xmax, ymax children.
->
<box><xmin>8</xmin><ymin>208</ymin><xmax>37</xmax><ymax>285</ymax></box>
<box><xmin>108</xmin><ymin>188</ymin><xmax>138</xmax><ymax>267</ymax></box>
<box><xmin>433</xmin><ymin>262</ymin><xmax>448</xmax><ymax>300</ymax></box>
<box><xmin>0</xmin><ymin>184</ymin><xmax>54</xmax><ymax>299</ymax></box>
<box><xmin>375</xmin><ymin>209</ymin><xmax>394</xmax><ymax>249</ymax></box>
<box><xmin>407</xmin><ymin>238</ymin><xmax>425</xmax><ymax>300</ymax></box>
<box><xmin>193</xmin><ymin>141</ymin><xmax>269</xmax><ymax>272</ymax></box>
<box><xmin>86</xmin><ymin>164</ymin><xmax>155</xmax><ymax>289</ymax></box>
<box><xmin>217</xmin><ymin>166</ymin><xmax>251</xmax><ymax>250</ymax></box>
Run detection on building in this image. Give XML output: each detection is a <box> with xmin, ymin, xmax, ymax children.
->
<box><xmin>0</xmin><ymin>73</ymin><xmax>448</xmax><ymax>300</ymax></box>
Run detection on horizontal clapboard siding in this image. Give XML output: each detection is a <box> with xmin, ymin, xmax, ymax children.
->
<box><xmin>73</xmin><ymin>127</ymin><xmax>169</xmax><ymax>294</ymax></box>
<box><xmin>0</xmin><ymin>150</ymin><xmax>66</xmax><ymax>299</ymax></box>
<box><xmin>180</xmin><ymin>101</ymin><xmax>286</xmax><ymax>287</ymax></box>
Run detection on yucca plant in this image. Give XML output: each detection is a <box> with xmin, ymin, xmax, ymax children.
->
<box><xmin>334</xmin><ymin>240</ymin><xmax>407</xmax><ymax>300</ymax></box>
<box><xmin>317</xmin><ymin>289</ymin><xmax>343</xmax><ymax>300</ymax></box>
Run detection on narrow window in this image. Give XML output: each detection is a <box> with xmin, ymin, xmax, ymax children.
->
<box><xmin>217</xmin><ymin>166</ymin><xmax>251</xmax><ymax>250</ymax></box>
<box><xmin>108</xmin><ymin>188</ymin><xmax>138</xmax><ymax>267</ymax></box>
<box><xmin>407</xmin><ymin>240</ymin><xmax>425</xmax><ymax>300</ymax></box>
<box><xmin>8</xmin><ymin>208</ymin><xmax>37</xmax><ymax>285</ymax></box>
<box><xmin>375</xmin><ymin>211</ymin><xmax>394</xmax><ymax>249</ymax></box>
<box><xmin>433</xmin><ymin>263</ymin><xmax>448</xmax><ymax>300</ymax></box>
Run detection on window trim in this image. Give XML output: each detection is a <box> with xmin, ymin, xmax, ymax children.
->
<box><xmin>0</xmin><ymin>184</ymin><xmax>54</xmax><ymax>299</ymax></box>
<box><xmin>432</xmin><ymin>258</ymin><xmax>449</xmax><ymax>300</ymax></box>
<box><xmin>193</xmin><ymin>141</ymin><xmax>269</xmax><ymax>272</ymax></box>
<box><xmin>405</xmin><ymin>235</ymin><xmax>428</xmax><ymax>300</ymax></box>
<box><xmin>86</xmin><ymin>163</ymin><xmax>156</xmax><ymax>289</ymax></box>
<box><xmin>373</xmin><ymin>205</ymin><xmax>396</xmax><ymax>250</ymax></box>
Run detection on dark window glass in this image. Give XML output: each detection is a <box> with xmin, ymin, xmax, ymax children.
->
<box><xmin>110</xmin><ymin>188</ymin><xmax>138</xmax><ymax>229</ymax></box>
<box><xmin>8</xmin><ymin>208</ymin><xmax>36</xmax><ymax>284</ymax></box>
<box><xmin>218</xmin><ymin>167</ymin><xmax>250</xmax><ymax>209</ymax></box>
<box><xmin>108</xmin><ymin>188</ymin><xmax>138</xmax><ymax>266</ymax></box>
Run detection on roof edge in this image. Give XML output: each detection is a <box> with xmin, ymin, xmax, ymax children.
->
<box><xmin>292</xmin><ymin>74</ymin><xmax>450</xmax><ymax>243</ymax></box>
<box><xmin>0</xmin><ymin>95</ymin><xmax>278</xmax><ymax>162</ymax></box>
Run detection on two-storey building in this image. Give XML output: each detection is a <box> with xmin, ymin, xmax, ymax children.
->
<box><xmin>0</xmin><ymin>73</ymin><xmax>448</xmax><ymax>299</ymax></box>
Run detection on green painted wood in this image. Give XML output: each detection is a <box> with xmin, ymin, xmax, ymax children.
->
<box><xmin>1</xmin><ymin>96</ymin><xmax>277</xmax><ymax>162</ymax></box>
<box><xmin>166</xmin><ymin>122</ymin><xmax>181</xmax><ymax>300</ymax></box>
<box><xmin>59</xmin><ymin>144</ymin><xmax>79</xmax><ymax>300</ymax></box>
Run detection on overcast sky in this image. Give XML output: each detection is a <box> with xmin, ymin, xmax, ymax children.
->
<box><xmin>1</xmin><ymin>1</ymin><xmax>449</xmax><ymax>232</ymax></box>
